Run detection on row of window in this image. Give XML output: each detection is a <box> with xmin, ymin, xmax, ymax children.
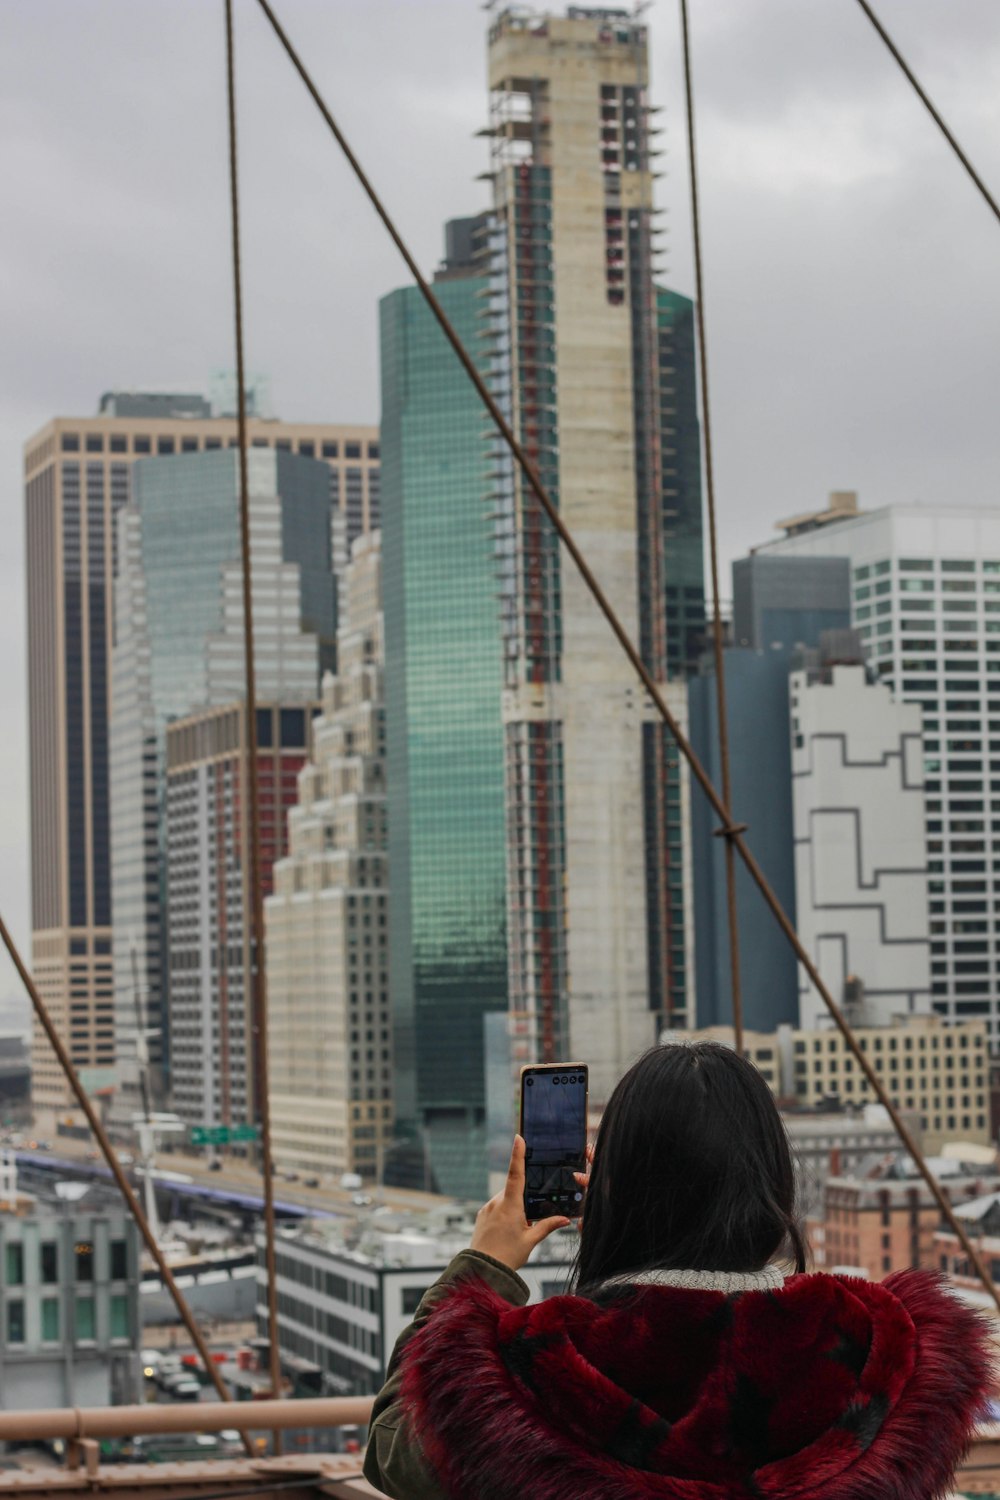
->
<box><xmin>5</xmin><ymin>1292</ymin><xmax>129</xmax><ymax>1345</ymax></box>
<box><xmin>61</xmin><ymin>431</ymin><xmax>378</xmax><ymax>461</ymax></box>
<box><xmin>3</xmin><ymin>1238</ymin><xmax>128</xmax><ymax>1286</ymax></box>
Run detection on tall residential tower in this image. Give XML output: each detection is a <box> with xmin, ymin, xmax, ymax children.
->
<box><xmin>486</xmin><ymin>8</ymin><xmax>701</xmax><ymax>1099</ymax></box>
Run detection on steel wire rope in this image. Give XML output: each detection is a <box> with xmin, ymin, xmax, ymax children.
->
<box><xmin>0</xmin><ymin>915</ymin><xmax>252</xmax><ymax>1449</ymax></box>
<box><xmin>247</xmin><ymin>0</ymin><xmax>1000</xmax><ymax>1316</ymax></box>
<box><xmin>854</xmin><ymin>0</ymin><xmax>1000</xmax><ymax>228</ymax></box>
<box><xmin>223</xmin><ymin>0</ymin><xmax>284</xmax><ymax>1449</ymax></box>
<box><xmin>678</xmin><ymin>0</ymin><xmax>744</xmax><ymax>1053</ymax></box>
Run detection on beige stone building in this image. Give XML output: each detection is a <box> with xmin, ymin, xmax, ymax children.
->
<box><xmin>690</xmin><ymin>1013</ymin><xmax>989</xmax><ymax>1155</ymax></box>
<box><xmin>23</xmin><ymin>393</ymin><xmax>377</xmax><ymax>1117</ymax></box>
<box><xmin>266</xmin><ymin>533</ymin><xmax>390</xmax><ymax>1180</ymax></box>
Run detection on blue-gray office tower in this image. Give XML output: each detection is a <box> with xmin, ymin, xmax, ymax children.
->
<box><xmin>690</xmin><ymin>553</ymin><xmax>850</xmax><ymax>1030</ymax></box>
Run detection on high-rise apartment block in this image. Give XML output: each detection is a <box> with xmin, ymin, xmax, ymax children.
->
<box><xmin>267</xmin><ymin>534</ymin><xmax>389</xmax><ymax>1183</ymax></box>
<box><xmin>761</xmin><ymin>504</ymin><xmax>1000</xmax><ymax>1046</ymax></box>
<box><xmin>111</xmin><ymin>446</ymin><xmax>332</xmax><ymax>1124</ymax></box>
<box><xmin>24</xmin><ymin>400</ymin><xmax>377</xmax><ymax>1118</ymax></box>
<box><xmin>381</xmin><ymin>239</ymin><xmax>507</xmax><ymax>1198</ymax></box>
<box><xmin>486</xmin><ymin>8</ymin><xmax>702</xmax><ymax>1101</ymax></box>
<box><xmin>165</xmin><ymin>702</ymin><xmax>311</xmax><ymax>1131</ymax></box>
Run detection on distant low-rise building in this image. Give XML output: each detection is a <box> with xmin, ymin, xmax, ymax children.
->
<box><xmin>790</xmin><ymin>1014</ymin><xmax>989</xmax><ymax>1153</ymax></box>
<box><xmin>260</xmin><ymin>1208</ymin><xmax>577</xmax><ymax>1397</ymax></box>
<box><xmin>691</xmin><ymin>1015</ymin><xmax>988</xmax><ymax>1156</ymax></box>
<box><xmin>0</xmin><ymin>1204</ymin><xmax>140</xmax><ymax>1410</ymax></box>
<box><xmin>815</xmin><ymin>1153</ymin><xmax>1000</xmax><ymax>1279</ymax></box>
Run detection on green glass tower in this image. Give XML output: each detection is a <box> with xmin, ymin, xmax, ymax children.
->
<box><xmin>381</xmin><ymin>224</ymin><xmax>507</xmax><ymax>1199</ymax></box>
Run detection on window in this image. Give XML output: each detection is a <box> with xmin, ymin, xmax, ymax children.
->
<box><xmin>75</xmin><ymin>1296</ymin><xmax>96</xmax><ymax>1341</ymax></box>
<box><xmin>368</xmin><ymin>442</ymin><xmax>380</xmax><ymax>459</ymax></box>
<box><xmin>298</xmin><ymin>440</ymin><xmax>315</xmax><ymax>457</ymax></box>
<box><xmin>345</xmin><ymin>442</ymin><xmax>361</xmax><ymax>459</ymax></box>
<box><xmin>110</xmin><ymin>435</ymin><xmax>127</xmax><ymax>453</ymax></box>
<box><xmin>401</xmin><ymin>1284</ymin><xmax>430</xmax><ymax>1315</ymax></box>
<box><xmin>110</xmin><ymin>1294</ymin><xmax>129</xmax><ymax>1340</ymax></box>
<box><xmin>41</xmin><ymin>1242</ymin><xmax>58</xmax><ymax>1283</ymax></box>
<box><xmin>134</xmin><ymin>436</ymin><xmax>151</xmax><ymax>454</ymax></box>
<box><xmin>321</xmin><ymin>441</ymin><xmax>339</xmax><ymax>458</ymax></box>
<box><xmin>5</xmin><ymin>1242</ymin><xmax>24</xmax><ymax>1285</ymax></box>
<box><xmin>41</xmin><ymin>1297</ymin><xmax>60</xmax><ymax>1342</ymax></box>
<box><xmin>61</xmin><ymin>432</ymin><xmax>80</xmax><ymax>452</ymax></box>
<box><xmin>85</xmin><ymin>433</ymin><xmax>104</xmax><ymax>453</ymax></box>
<box><xmin>75</xmin><ymin>1242</ymin><xmax>94</xmax><ymax>1281</ymax></box>
<box><xmin>110</xmin><ymin>1239</ymin><xmax>128</xmax><ymax>1280</ymax></box>
<box><xmin>6</xmin><ymin>1300</ymin><xmax>24</xmax><ymax>1344</ymax></box>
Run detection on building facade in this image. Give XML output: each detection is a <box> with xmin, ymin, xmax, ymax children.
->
<box><xmin>0</xmin><ymin>1208</ymin><xmax>140</xmax><ymax>1410</ymax></box>
<box><xmin>789</xmin><ymin>1013</ymin><xmax>989</xmax><ymax>1152</ymax></box>
<box><xmin>23</xmin><ymin>400</ymin><xmax>377</xmax><ymax>1117</ymax></box>
<box><xmin>486</xmin><ymin>7</ymin><xmax>702</xmax><ymax>1103</ymax></box>
<box><xmin>689</xmin><ymin>648</ymin><xmax>800</xmax><ymax>1031</ymax></box>
<box><xmin>761</xmin><ymin>504</ymin><xmax>1000</xmax><ymax>1046</ymax></box>
<box><xmin>691</xmin><ymin>1013</ymin><xmax>988</xmax><ymax>1154</ymax></box>
<box><xmin>110</xmin><ymin>446</ymin><xmax>331</xmax><ymax>1127</ymax></box>
<box><xmin>266</xmin><ymin>534</ymin><xmax>390</xmax><ymax>1182</ymax></box>
<box><xmin>792</xmin><ymin>649</ymin><xmax>932</xmax><ymax>1028</ymax></box>
<box><xmin>261</xmin><ymin>1209</ymin><xmax>577</xmax><ymax>1396</ymax></box>
<box><xmin>815</xmin><ymin>1154</ymin><xmax>1000</xmax><ymax>1279</ymax></box>
<box><xmin>733</xmin><ymin>552</ymin><xmax>852</xmax><ymax>651</ymax></box>
<box><xmin>381</xmin><ymin>247</ymin><xmax>509</xmax><ymax>1198</ymax></box>
<box><xmin>165</xmin><ymin>702</ymin><xmax>311</xmax><ymax>1131</ymax></box>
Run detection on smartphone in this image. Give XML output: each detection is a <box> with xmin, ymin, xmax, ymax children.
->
<box><xmin>519</xmin><ymin>1062</ymin><xmax>589</xmax><ymax>1222</ymax></box>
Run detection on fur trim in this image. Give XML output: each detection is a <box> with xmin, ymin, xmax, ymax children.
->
<box><xmin>400</xmin><ymin>1268</ymin><xmax>992</xmax><ymax>1500</ymax></box>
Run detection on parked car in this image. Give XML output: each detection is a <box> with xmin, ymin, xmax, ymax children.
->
<box><xmin>304</xmin><ymin>1177</ymin><xmax>320</xmax><ymax>1189</ymax></box>
<box><xmin>166</xmin><ymin>1379</ymin><xmax>202</xmax><ymax>1402</ymax></box>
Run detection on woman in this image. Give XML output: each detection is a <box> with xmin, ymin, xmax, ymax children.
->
<box><xmin>364</xmin><ymin>1042</ymin><xmax>992</xmax><ymax>1499</ymax></box>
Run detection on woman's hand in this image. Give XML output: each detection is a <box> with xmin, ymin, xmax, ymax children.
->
<box><xmin>469</xmin><ymin>1135</ymin><xmax>570</xmax><ymax>1272</ymax></box>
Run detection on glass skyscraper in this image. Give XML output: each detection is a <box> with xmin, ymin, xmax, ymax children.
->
<box><xmin>381</xmin><ymin>242</ymin><xmax>508</xmax><ymax>1199</ymax></box>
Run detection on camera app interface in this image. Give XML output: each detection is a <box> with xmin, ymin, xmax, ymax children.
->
<box><xmin>523</xmin><ymin>1070</ymin><xmax>586</xmax><ymax>1218</ymax></box>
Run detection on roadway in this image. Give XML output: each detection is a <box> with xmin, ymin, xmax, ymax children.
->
<box><xmin>12</xmin><ymin>1133</ymin><xmax>450</xmax><ymax>1222</ymax></box>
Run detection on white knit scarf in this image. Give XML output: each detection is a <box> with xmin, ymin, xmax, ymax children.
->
<box><xmin>598</xmin><ymin>1264</ymin><xmax>787</xmax><ymax>1295</ymax></box>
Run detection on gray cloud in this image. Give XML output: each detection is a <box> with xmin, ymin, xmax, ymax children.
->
<box><xmin>1</xmin><ymin>0</ymin><xmax>998</xmax><ymax>1011</ymax></box>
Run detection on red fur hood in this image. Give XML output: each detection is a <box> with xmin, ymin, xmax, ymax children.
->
<box><xmin>401</xmin><ymin>1267</ymin><xmax>992</xmax><ymax>1500</ymax></box>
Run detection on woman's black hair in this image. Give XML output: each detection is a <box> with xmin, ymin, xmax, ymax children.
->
<box><xmin>572</xmin><ymin>1041</ymin><xmax>807</xmax><ymax>1292</ymax></box>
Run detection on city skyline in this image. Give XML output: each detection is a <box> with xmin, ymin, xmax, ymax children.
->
<box><xmin>3</xmin><ymin>0</ymin><xmax>1000</xmax><ymax>1007</ymax></box>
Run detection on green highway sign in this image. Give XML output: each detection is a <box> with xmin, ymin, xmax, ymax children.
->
<box><xmin>190</xmin><ymin>1123</ymin><xmax>259</xmax><ymax>1147</ymax></box>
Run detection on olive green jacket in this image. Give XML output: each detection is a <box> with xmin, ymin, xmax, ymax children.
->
<box><xmin>362</xmin><ymin>1248</ymin><xmax>529</xmax><ymax>1499</ymax></box>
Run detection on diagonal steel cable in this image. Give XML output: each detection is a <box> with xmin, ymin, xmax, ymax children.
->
<box><xmin>223</xmin><ymin>0</ymin><xmax>284</xmax><ymax>1445</ymax></box>
<box><xmin>854</xmin><ymin>0</ymin><xmax>1000</xmax><ymax>228</ymax></box>
<box><xmin>678</xmin><ymin>0</ymin><xmax>744</xmax><ymax>1053</ymax></box>
<box><xmin>251</xmin><ymin>0</ymin><xmax>1000</xmax><ymax>1310</ymax></box>
<box><xmin>0</xmin><ymin>916</ymin><xmax>252</xmax><ymax>1447</ymax></box>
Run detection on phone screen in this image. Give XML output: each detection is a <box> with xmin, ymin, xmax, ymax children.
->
<box><xmin>520</xmin><ymin>1064</ymin><xmax>588</xmax><ymax>1222</ymax></box>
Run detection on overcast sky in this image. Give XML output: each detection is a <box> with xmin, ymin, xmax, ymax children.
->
<box><xmin>1</xmin><ymin>0</ymin><xmax>998</xmax><ymax>1018</ymax></box>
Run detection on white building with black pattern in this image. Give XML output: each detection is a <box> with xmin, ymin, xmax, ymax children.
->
<box><xmin>790</xmin><ymin>635</ymin><xmax>931</xmax><ymax>1030</ymax></box>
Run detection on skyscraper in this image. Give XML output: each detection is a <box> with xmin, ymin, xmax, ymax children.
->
<box><xmin>381</xmin><ymin>223</ymin><xmax>508</xmax><ymax>1198</ymax></box>
<box><xmin>761</xmin><ymin>503</ymin><xmax>1000</xmax><ymax>1045</ymax></box>
<box><xmin>110</xmin><ymin>447</ymin><xmax>329</xmax><ymax>1125</ymax></box>
<box><xmin>486</xmin><ymin>7</ymin><xmax>700</xmax><ymax>1099</ymax></box>
<box><xmin>266</xmin><ymin>534</ymin><xmax>390</xmax><ymax>1181</ymax></box>
<box><xmin>23</xmin><ymin>399</ymin><xmax>377</xmax><ymax>1120</ymax></box>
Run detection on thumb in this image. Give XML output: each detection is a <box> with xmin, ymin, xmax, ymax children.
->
<box><xmin>529</xmin><ymin>1214</ymin><xmax>570</xmax><ymax>1248</ymax></box>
